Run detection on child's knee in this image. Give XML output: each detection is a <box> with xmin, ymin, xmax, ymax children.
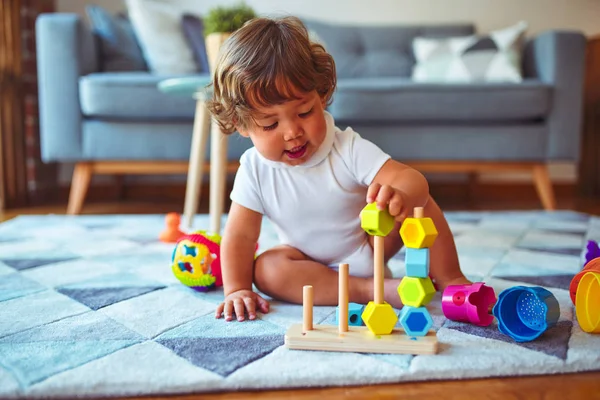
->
<box><xmin>254</xmin><ymin>245</ymin><xmax>304</xmax><ymax>290</ymax></box>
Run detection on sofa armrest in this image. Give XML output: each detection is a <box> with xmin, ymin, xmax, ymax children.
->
<box><xmin>36</xmin><ymin>14</ymin><xmax>98</xmax><ymax>162</ymax></box>
<box><xmin>523</xmin><ymin>30</ymin><xmax>587</xmax><ymax>161</ymax></box>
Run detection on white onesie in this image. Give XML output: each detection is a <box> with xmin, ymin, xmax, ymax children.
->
<box><xmin>229</xmin><ymin>111</ymin><xmax>391</xmax><ymax>277</ymax></box>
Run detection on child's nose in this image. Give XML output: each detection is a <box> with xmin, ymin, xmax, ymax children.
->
<box><xmin>283</xmin><ymin>122</ymin><xmax>302</xmax><ymax>141</ymax></box>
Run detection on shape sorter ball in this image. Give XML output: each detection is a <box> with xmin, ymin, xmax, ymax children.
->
<box><xmin>171</xmin><ymin>231</ymin><xmax>223</xmax><ymax>292</ymax></box>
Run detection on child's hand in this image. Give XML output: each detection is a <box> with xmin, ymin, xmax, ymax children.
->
<box><xmin>366</xmin><ymin>183</ymin><xmax>409</xmax><ymax>221</ymax></box>
<box><xmin>215</xmin><ymin>289</ymin><xmax>270</xmax><ymax>322</ymax></box>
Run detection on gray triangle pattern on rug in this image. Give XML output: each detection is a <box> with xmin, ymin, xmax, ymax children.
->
<box><xmin>496</xmin><ymin>274</ymin><xmax>575</xmax><ymax>291</ymax></box>
<box><xmin>1</xmin><ymin>258</ymin><xmax>79</xmax><ymax>271</ymax></box>
<box><xmin>57</xmin><ymin>286</ymin><xmax>167</xmax><ymax>310</ymax></box>
<box><xmin>156</xmin><ymin>335</ymin><xmax>284</xmax><ymax>377</ymax></box>
<box><xmin>444</xmin><ymin>319</ymin><xmax>573</xmax><ymax>360</ymax></box>
<box><xmin>514</xmin><ymin>246</ymin><xmax>583</xmax><ymax>257</ymax></box>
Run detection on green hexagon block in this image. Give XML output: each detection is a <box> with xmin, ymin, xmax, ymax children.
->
<box><xmin>361</xmin><ymin>301</ymin><xmax>398</xmax><ymax>335</ymax></box>
<box><xmin>397</xmin><ymin>276</ymin><xmax>436</xmax><ymax>307</ymax></box>
<box><xmin>360</xmin><ymin>202</ymin><xmax>395</xmax><ymax>237</ymax></box>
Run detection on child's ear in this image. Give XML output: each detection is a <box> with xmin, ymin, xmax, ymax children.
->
<box><xmin>320</xmin><ymin>95</ymin><xmax>327</xmax><ymax>108</ymax></box>
<box><xmin>233</xmin><ymin>117</ymin><xmax>250</xmax><ymax>137</ymax></box>
<box><xmin>236</xmin><ymin>125</ymin><xmax>250</xmax><ymax>138</ymax></box>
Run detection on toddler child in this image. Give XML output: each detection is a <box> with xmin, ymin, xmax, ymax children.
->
<box><xmin>207</xmin><ymin>16</ymin><xmax>470</xmax><ymax>322</ymax></box>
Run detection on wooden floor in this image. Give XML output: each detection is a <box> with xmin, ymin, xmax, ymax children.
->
<box><xmin>1</xmin><ymin>191</ymin><xmax>600</xmax><ymax>399</ymax></box>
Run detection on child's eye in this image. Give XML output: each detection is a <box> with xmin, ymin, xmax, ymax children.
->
<box><xmin>262</xmin><ymin>122</ymin><xmax>278</xmax><ymax>131</ymax></box>
<box><xmin>299</xmin><ymin>108</ymin><xmax>313</xmax><ymax>118</ymax></box>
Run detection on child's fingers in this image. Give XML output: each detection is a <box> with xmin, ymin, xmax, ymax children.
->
<box><xmin>366</xmin><ymin>183</ymin><xmax>381</xmax><ymax>204</ymax></box>
<box><xmin>233</xmin><ymin>298</ymin><xmax>246</xmax><ymax>321</ymax></box>
<box><xmin>375</xmin><ymin>185</ymin><xmax>394</xmax><ymax>210</ymax></box>
<box><xmin>388</xmin><ymin>192</ymin><xmax>404</xmax><ymax>217</ymax></box>
<box><xmin>224</xmin><ymin>301</ymin><xmax>234</xmax><ymax>322</ymax></box>
<box><xmin>256</xmin><ymin>295</ymin><xmax>270</xmax><ymax>313</ymax></box>
<box><xmin>215</xmin><ymin>302</ymin><xmax>225</xmax><ymax>319</ymax></box>
<box><xmin>243</xmin><ymin>297</ymin><xmax>257</xmax><ymax>320</ymax></box>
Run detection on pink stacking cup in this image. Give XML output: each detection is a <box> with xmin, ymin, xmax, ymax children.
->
<box><xmin>442</xmin><ymin>282</ymin><xmax>496</xmax><ymax>327</ymax></box>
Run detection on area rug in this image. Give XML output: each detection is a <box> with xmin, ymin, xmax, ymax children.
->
<box><xmin>1</xmin><ymin>211</ymin><xmax>599</xmax><ymax>398</ymax></box>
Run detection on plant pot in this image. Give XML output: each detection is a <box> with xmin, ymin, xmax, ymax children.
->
<box><xmin>205</xmin><ymin>32</ymin><xmax>232</xmax><ymax>73</ymax></box>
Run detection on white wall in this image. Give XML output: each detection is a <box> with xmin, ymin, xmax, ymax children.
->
<box><xmin>56</xmin><ymin>0</ymin><xmax>597</xmax><ymax>183</ymax></box>
<box><xmin>57</xmin><ymin>0</ymin><xmax>600</xmax><ymax>36</ymax></box>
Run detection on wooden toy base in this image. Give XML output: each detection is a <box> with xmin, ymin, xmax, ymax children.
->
<box><xmin>285</xmin><ymin>323</ymin><xmax>439</xmax><ymax>355</ymax></box>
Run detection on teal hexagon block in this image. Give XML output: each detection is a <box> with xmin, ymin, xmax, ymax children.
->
<box><xmin>335</xmin><ymin>302</ymin><xmax>365</xmax><ymax>326</ymax></box>
<box><xmin>399</xmin><ymin>306</ymin><xmax>433</xmax><ymax>336</ymax></box>
<box><xmin>405</xmin><ymin>248</ymin><xmax>429</xmax><ymax>278</ymax></box>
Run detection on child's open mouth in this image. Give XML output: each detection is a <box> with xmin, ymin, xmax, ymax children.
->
<box><xmin>285</xmin><ymin>143</ymin><xmax>307</xmax><ymax>159</ymax></box>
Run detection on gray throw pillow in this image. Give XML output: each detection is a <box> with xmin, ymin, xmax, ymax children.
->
<box><xmin>86</xmin><ymin>5</ymin><xmax>148</xmax><ymax>72</ymax></box>
<box><xmin>181</xmin><ymin>14</ymin><xmax>210</xmax><ymax>74</ymax></box>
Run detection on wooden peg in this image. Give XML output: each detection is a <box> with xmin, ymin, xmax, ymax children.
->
<box><xmin>339</xmin><ymin>263</ymin><xmax>349</xmax><ymax>334</ymax></box>
<box><xmin>303</xmin><ymin>285</ymin><xmax>313</xmax><ymax>332</ymax></box>
<box><xmin>414</xmin><ymin>206</ymin><xmax>424</xmax><ymax>218</ymax></box>
<box><xmin>374</xmin><ymin>235</ymin><xmax>384</xmax><ymax>304</ymax></box>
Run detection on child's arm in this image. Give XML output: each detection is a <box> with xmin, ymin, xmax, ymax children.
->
<box><xmin>215</xmin><ymin>202</ymin><xmax>269</xmax><ymax>321</ymax></box>
<box><xmin>369</xmin><ymin>159</ymin><xmax>430</xmax><ymax>219</ymax></box>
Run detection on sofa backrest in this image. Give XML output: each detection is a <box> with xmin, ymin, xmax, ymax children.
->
<box><xmin>302</xmin><ymin>19</ymin><xmax>475</xmax><ymax>79</ymax></box>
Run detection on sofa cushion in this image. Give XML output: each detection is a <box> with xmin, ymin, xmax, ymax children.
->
<box><xmin>86</xmin><ymin>5</ymin><xmax>148</xmax><ymax>72</ymax></box>
<box><xmin>80</xmin><ymin>72</ymin><xmax>202</xmax><ymax>119</ymax></box>
<box><xmin>411</xmin><ymin>21</ymin><xmax>528</xmax><ymax>83</ymax></box>
<box><xmin>329</xmin><ymin>78</ymin><xmax>552</xmax><ymax>122</ymax></box>
<box><xmin>302</xmin><ymin>19</ymin><xmax>474</xmax><ymax>79</ymax></box>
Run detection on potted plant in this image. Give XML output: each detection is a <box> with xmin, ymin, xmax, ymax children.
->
<box><xmin>203</xmin><ymin>3</ymin><xmax>257</xmax><ymax>72</ymax></box>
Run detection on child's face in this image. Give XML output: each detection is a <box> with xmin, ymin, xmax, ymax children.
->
<box><xmin>237</xmin><ymin>89</ymin><xmax>327</xmax><ymax>166</ymax></box>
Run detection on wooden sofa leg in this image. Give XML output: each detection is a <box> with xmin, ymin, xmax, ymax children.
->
<box><xmin>532</xmin><ymin>164</ymin><xmax>557</xmax><ymax>211</ymax></box>
<box><xmin>67</xmin><ymin>162</ymin><xmax>93</xmax><ymax>215</ymax></box>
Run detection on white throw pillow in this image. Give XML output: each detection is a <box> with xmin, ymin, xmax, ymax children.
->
<box><xmin>412</xmin><ymin>21</ymin><xmax>528</xmax><ymax>83</ymax></box>
<box><xmin>124</xmin><ymin>0</ymin><xmax>198</xmax><ymax>74</ymax></box>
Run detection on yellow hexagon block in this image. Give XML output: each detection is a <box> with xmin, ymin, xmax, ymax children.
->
<box><xmin>399</xmin><ymin>217</ymin><xmax>438</xmax><ymax>248</ymax></box>
<box><xmin>360</xmin><ymin>203</ymin><xmax>395</xmax><ymax>237</ymax></box>
<box><xmin>361</xmin><ymin>301</ymin><xmax>398</xmax><ymax>335</ymax></box>
<box><xmin>397</xmin><ymin>277</ymin><xmax>436</xmax><ymax>307</ymax></box>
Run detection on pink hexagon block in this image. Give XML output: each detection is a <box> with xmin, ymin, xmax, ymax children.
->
<box><xmin>442</xmin><ymin>282</ymin><xmax>497</xmax><ymax>327</ymax></box>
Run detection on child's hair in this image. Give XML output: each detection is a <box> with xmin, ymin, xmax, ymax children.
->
<box><xmin>206</xmin><ymin>16</ymin><xmax>336</xmax><ymax>135</ymax></box>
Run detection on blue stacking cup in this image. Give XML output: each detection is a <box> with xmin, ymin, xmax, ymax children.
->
<box><xmin>492</xmin><ymin>286</ymin><xmax>560</xmax><ymax>342</ymax></box>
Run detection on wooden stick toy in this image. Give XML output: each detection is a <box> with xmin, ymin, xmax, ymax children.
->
<box><xmin>284</xmin><ymin>206</ymin><xmax>439</xmax><ymax>355</ymax></box>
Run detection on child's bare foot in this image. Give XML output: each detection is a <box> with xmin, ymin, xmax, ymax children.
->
<box><xmin>436</xmin><ymin>275</ymin><xmax>472</xmax><ymax>292</ymax></box>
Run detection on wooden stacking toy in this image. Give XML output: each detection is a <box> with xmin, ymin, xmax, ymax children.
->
<box><xmin>397</xmin><ymin>207</ymin><xmax>438</xmax><ymax>336</ymax></box>
<box><xmin>284</xmin><ymin>205</ymin><xmax>439</xmax><ymax>355</ymax></box>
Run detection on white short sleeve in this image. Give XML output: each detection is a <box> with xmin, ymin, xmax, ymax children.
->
<box><xmin>229</xmin><ymin>150</ymin><xmax>265</xmax><ymax>214</ymax></box>
<box><xmin>338</xmin><ymin>128</ymin><xmax>391</xmax><ymax>186</ymax></box>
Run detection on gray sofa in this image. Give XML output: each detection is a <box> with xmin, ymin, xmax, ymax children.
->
<box><xmin>36</xmin><ymin>13</ymin><xmax>587</xmax><ymax>213</ymax></box>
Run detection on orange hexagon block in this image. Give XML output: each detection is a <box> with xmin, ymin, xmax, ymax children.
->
<box><xmin>399</xmin><ymin>217</ymin><xmax>438</xmax><ymax>248</ymax></box>
<box><xmin>398</xmin><ymin>277</ymin><xmax>436</xmax><ymax>307</ymax></box>
<box><xmin>361</xmin><ymin>302</ymin><xmax>398</xmax><ymax>335</ymax></box>
<box><xmin>360</xmin><ymin>202</ymin><xmax>395</xmax><ymax>237</ymax></box>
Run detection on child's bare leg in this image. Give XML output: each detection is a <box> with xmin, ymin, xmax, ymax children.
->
<box><xmin>422</xmin><ymin>196</ymin><xmax>470</xmax><ymax>290</ymax></box>
<box><xmin>253</xmin><ymin>245</ymin><xmax>403</xmax><ymax>308</ymax></box>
